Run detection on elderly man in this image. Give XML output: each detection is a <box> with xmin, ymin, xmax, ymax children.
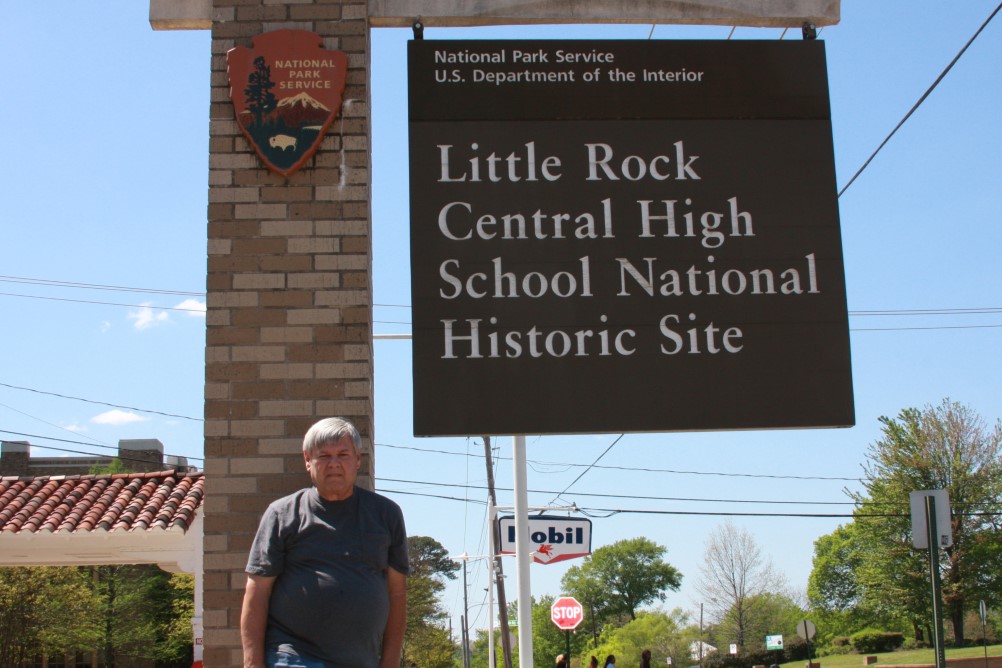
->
<box><xmin>241</xmin><ymin>417</ymin><xmax>409</xmax><ymax>668</ymax></box>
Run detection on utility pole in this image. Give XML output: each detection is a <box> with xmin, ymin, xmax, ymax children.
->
<box><xmin>462</xmin><ymin>562</ymin><xmax>471</xmax><ymax>668</ymax></box>
<box><xmin>484</xmin><ymin>436</ymin><xmax>514</xmax><ymax>668</ymax></box>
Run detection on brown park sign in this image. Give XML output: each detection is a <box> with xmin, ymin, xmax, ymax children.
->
<box><xmin>408</xmin><ymin>39</ymin><xmax>854</xmax><ymax>436</ymax></box>
<box><xmin>227</xmin><ymin>30</ymin><xmax>348</xmax><ymax>176</ymax></box>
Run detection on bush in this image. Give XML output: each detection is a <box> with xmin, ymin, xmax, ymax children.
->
<box><xmin>817</xmin><ymin>644</ymin><xmax>852</xmax><ymax>657</ymax></box>
<box><xmin>743</xmin><ymin>649</ymin><xmax>786</xmax><ymax>667</ymax></box>
<box><xmin>703</xmin><ymin>651</ymin><xmax>745</xmax><ymax>668</ymax></box>
<box><xmin>831</xmin><ymin>636</ymin><xmax>850</xmax><ymax>647</ymax></box>
<box><xmin>784</xmin><ymin>636</ymin><xmax>812</xmax><ymax>662</ymax></box>
<box><xmin>702</xmin><ymin>649</ymin><xmax>788</xmax><ymax>668</ymax></box>
<box><xmin>849</xmin><ymin>629</ymin><xmax>905</xmax><ymax>653</ymax></box>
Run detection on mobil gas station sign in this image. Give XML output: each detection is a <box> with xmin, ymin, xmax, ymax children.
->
<box><xmin>497</xmin><ymin>515</ymin><xmax>592</xmax><ymax>564</ymax></box>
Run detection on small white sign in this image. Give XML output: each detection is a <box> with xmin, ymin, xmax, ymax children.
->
<box><xmin>766</xmin><ymin>635</ymin><xmax>784</xmax><ymax>650</ymax></box>
<box><xmin>910</xmin><ymin>490</ymin><xmax>952</xmax><ymax>549</ymax></box>
<box><xmin>730</xmin><ymin>645</ymin><xmax>738</xmax><ymax>655</ymax></box>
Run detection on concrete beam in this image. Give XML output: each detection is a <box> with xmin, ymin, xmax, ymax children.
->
<box><xmin>150</xmin><ymin>0</ymin><xmax>839</xmax><ymax>31</ymax></box>
<box><xmin>149</xmin><ymin>0</ymin><xmax>210</xmax><ymax>30</ymax></box>
<box><xmin>368</xmin><ymin>0</ymin><xmax>840</xmax><ymax>28</ymax></box>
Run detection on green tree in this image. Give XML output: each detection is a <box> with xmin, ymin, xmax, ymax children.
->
<box><xmin>404</xmin><ymin>536</ymin><xmax>459</xmax><ymax>668</ymax></box>
<box><xmin>81</xmin><ymin>461</ymin><xmax>195</xmax><ymax>664</ymax></box>
<box><xmin>470</xmin><ymin>626</ymin><xmax>503</xmax><ymax>668</ymax></box>
<box><xmin>94</xmin><ymin>565</ymin><xmax>194</xmax><ymax>665</ymax></box>
<box><xmin>848</xmin><ymin>400</ymin><xmax>1002</xmax><ymax>645</ymax></box>
<box><xmin>0</xmin><ymin>567</ymin><xmax>103</xmax><ymax>666</ymax></box>
<box><xmin>491</xmin><ymin>596</ymin><xmax>588</xmax><ymax>668</ymax></box>
<box><xmin>89</xmin><ymin>458</ymin><xmax>127</xmax><ymax>475</ymax></box>
<box><xmin>410</xmin><ymin>535</ymin><xmax>461</xmax><ymax>582</ymax></box>
<box><xmin>807</xmin><ymin>523</ymin><xmax>906</xmax><ymax>642</ymax></box>
<box><xmin>562</xmin><ymin>538</ymin><xmax>683</xmax><ymax>626</ymax></box>
<box><xmin>588</xmin><ymin>609</ymin><xmax>694</xmax><ymax>668</ymax></box>
<box><xmin>808</xmin><ymin>525</ymin><xmax>861</xmax><ymax>618</ymax></box>
<box><xmin>696</xmin><ymin>522</ymin><xmax>786</xmax><ymax>651</ymax></box>
<box><xmin>531</xmin><ymin>594</ymin><xmax>569</xmax><ymax>668</ymax></box>
<box><xmin>163</xmin><ymin>573</ymin><xmax>196</xmax><ymax>662</ymax></box>
<box><xmin>716</xmin><ymin>593</ymin><xmax>803</xmax><ymax>651</ymax></box>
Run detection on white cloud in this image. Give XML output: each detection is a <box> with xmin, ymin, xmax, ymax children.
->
<box><xmin>100</xmin><ymin>321</ymin><xmax>112</xmax><ymax>333</ymax></box>
<box><xmin>64</xmin><ymin>423</ymin><xmax>88</xmax><ymax>432</ymax></box>
<box><xmin>128</xmin><ymin>302</ymin><xmax>171</xmax><ymax>330</ymax></box>
<box><xmin>176</xmin><ymin>298</ymin><xmax>207</xmax><ymax>317</ymax></box>
<box><xmin>91</xmin><ymin>409</ymin><xmax>148</xmax><ymax>425</ymax></box>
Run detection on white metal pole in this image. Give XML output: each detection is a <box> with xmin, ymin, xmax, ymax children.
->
<box><xmin>488</xmin><ymin>504</ymin><xmax>497</xmax><ymax>668</ymax></box>
<box><xmin>513</xmin><ymin>435</ymin><xmax>534</xmax><ymax>668</ymax></box>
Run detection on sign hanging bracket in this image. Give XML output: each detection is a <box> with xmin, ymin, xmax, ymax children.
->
<box><xmin>802</xmin><ymin>21</ymin><xmax>818</xmax><ymax>39</ymax></box>
<box><xmin>412</xmin><ymin>20</ymin><xmax>424</xmax><ymax>40</ymax></box>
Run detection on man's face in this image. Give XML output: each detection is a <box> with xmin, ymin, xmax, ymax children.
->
<box><xmin>305</xmin><ymin>435</ymin><xmax>360</xmax><ymax>501</ymax></box>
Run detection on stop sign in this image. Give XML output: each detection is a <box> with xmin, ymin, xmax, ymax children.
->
<box><xmin>551</xmin><ymin>596</ymin><xmax>584</xmax><ymax>630</ymax></box>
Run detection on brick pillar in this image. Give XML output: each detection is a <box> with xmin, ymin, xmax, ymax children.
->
<box><xmin>204</xmin><ymin>2</ymin><xmax>372</xmax><ymax>664</ymax></box>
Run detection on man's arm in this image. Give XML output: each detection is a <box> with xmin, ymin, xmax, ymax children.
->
<box><xmin>380</xmin><ymin>566</ymin><xmax>408</xmax><ymax>668</ymax></box>
<box><xmin>241</xmin><ymin>573</ymin><xmax>276</xmax><ymax>668</ymax></box>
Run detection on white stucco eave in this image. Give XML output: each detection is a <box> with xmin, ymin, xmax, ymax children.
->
<box><xmin>0</xmin><ymin>514</ymin><xmax>203</xmax><ymax>575</ymax></box>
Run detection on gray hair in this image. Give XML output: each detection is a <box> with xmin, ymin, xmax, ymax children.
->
<box><xmin>303</xmin><ymin>417</ymin><xmax>361</xmax><ymax>456</ymax></box>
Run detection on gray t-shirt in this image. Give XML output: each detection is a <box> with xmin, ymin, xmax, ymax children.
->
<box><xmin>246</xmin><ymin>486</ymin><xmax>409</xmax><ymax>667</ymax></box>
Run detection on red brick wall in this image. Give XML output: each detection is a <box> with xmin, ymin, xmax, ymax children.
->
<box><xmin>204</xmin><ymin>1</ymin><xmax>372</xmax><ymax>664</ymax></box>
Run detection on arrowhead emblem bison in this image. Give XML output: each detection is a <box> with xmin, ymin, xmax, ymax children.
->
<box><xmin>227</xmin><ymin>30</ymin><xmax>348</xmax><ymax>176</ymax></box>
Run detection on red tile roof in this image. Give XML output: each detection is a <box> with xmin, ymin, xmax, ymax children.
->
<box><xmin>0</xmin><ymin>470</ymin><xmax>204</xmax><ymax>535</ymax></box>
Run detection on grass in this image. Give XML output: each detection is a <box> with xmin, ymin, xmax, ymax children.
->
<box><xmin>779</xmin><ymin>645</ymin><xmax>1002</xmax><ymax>668</ymax></box>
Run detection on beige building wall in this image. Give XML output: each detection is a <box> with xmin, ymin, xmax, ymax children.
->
<box><xmin>203</xmin><ymin>1</ymin><xmax>372</xmax><ymax>664</ymax></box>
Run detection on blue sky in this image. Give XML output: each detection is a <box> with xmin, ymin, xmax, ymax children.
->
<box><xmin>2</xmin><ymin>1</ymin><xmax>1000</xmax><ymax>637</ymax></box>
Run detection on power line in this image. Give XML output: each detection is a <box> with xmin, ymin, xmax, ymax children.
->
<box><xmin>378</xmin><ymin>476</ymin><xmax>999</xmax><ymax>510</ymax></box>
<box><xmin>578</xmin><ymin>507</ymin><xmax>887</xmax><ymax>519</ymax></box>
<box><xmin>0</xmin><ymin>382</ymin><xmax>202</xmax><ymax>422</ymax></box>
<box><xmin>548</xmin><ymin>434</ymin><xmax>623</xmax><ymax>504</ymax></box>
<box><xmin>852</xmin><ymin>307</ymin><xmax>1002</xmax><ymax>316</ymax></box>
<box><xmin>0</xmin><ymin>400</ymin><xmax>119</xmax><ymax>451</ymax></box>
<box><xmin>838</xmin><ymin>1</ymin><xmax>1002</xmax><ymax>198</ymax></box>
<box><xmin>0</xmin><ymin>275</ymin><xmax>203</xmax><ymax>297</ymax></box>
<box><xmin>852</xmin><ymin>323</ymin><xmax>1002</xmax><ymax>332</ymax></box>
<box><xmin>0</xmin><ymin>429</ymin><xmax>205</xmax><ymax>463</ymax></box>
<box><xmin>0</xmin><ymin>291</ymin><xmax>206</xmax><ymax>313</ymax></box>
<box><xmin>4</xmin><ymin>287</ymin><xmax>1000</xmax><ymax>333</ymax></box>
<box><xmin>0</xmin><ymin>378</ymin><xmax>864</xmax><ymax>483</ymax></box>
<box><xmin>0</xmin><ymin>386</ymin><xmax>861</xmax><ymax>483</ymax></box>
<box><xmin>0</xmin><ymin>274</ymin><xmax>410</xmax><ymax>310</ymax></box>
<box><xmin>376</xmin><ymin>441</ymin><xmax>863</xmax><ymax>482</ymax></box>
<box><xmin>381</xmin><ymin>476</ymin><xmax>857</xmax><ymax>507</ymax></box>
<box><xmin>3</xmin><ymin>274</ymin><xmax>999</xmax><ymax>330</ymax></box>
<box><xmin>0</xmin><ymin>441</ymin><xmax>200</xmax><ymax>470</ymax></box>
<box><xmin>377</xmin><ymin>487</ymin><xmax>1001</xmax><ymax>520</ymax></box>
<box><xmin>376</xmin><ymin>490</ymin><xmax>1002</xmax><ymax>520</ymax></box>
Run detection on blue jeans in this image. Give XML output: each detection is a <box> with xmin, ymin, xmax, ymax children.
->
<box><xmin>266</xmin><ymin>649</ymin><xmax>331</xmax><ymax>668</ymax></box>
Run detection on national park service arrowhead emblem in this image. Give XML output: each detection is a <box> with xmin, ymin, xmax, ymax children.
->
<box><xmin>227</xmin><ymin>30</ymin><xmax>348</xmax><ymax>176</ymax></box>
